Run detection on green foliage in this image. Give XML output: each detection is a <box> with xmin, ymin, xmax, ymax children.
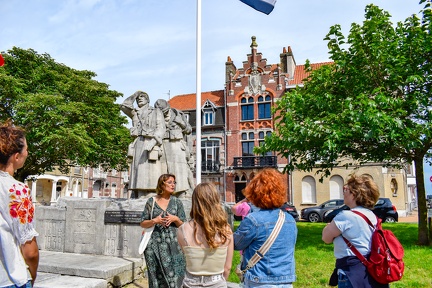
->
<box><xmin>230</xmin><ymin>222</ymin><xmax>432</xmax><ymax>287</ymax></box>
<box><xmin>256</xmin><ymin>2</ymin><xmax>432</xmax><ymax>244</ymax></box>
<box><xmin>0</xmin><ymin>47</ymin><xmax>130</xmax><ymax>180</ymax></box>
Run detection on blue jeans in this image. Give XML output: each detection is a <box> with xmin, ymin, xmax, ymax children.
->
<box><xmin>3</xmin><ymin>281</ymin><xmax>32</xmax><ymax>288</ymax></box>
<box><xmin>242</xmin><ymin>279</ymin><xmax>293</xmax><ymax>288</ymax></box>
<box><xmin>338</xmin><ymin>273</ymin><xmax>353</xmax><ymax>288</ymax></box>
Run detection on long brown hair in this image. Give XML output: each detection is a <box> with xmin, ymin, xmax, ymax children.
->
<box><xmin>190</xmin><ymin>183</ymin><xmax>231</xmax><ymax>249</ymax></box>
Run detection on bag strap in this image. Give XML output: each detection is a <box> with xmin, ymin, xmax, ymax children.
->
<box><xmin>342</xmin><ymin>210</ymin><xmax>376</xmax><ymax>265</ymax></box>
<box><xmin>150</xmin><ymin>196</ymin><xmax>155</xmax><ymax>219</ymax></box>
<box><xmin>242</xmin><ymin>209</ymin><xmax>285</xmax><ymax>273</ymax></box>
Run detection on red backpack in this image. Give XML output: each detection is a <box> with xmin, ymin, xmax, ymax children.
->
<box><xmin>342</xmin><ymin>210</ymin><xmax>404</xmax><ymax>284</ymax></box>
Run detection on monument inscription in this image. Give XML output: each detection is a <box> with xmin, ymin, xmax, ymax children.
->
<box><xmin>104</xmin><ymin>210</ymin><xmax>142</xmax><ymax>224</ymax></box>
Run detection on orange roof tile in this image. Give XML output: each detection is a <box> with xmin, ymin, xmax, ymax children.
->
<box><xmin>169</xmin><ymin>90</ymin><xmax>224</xmax><ymax>111</ymax></box>
<box><xmin>289</xmin><ymin>62</ymin><xmax>333</xmax><ymax>86</ymax></box>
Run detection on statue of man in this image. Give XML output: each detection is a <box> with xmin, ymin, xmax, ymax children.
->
<box><xmin>121</xmin><ymin>91</ymin><xmax>165</xmax><ymax>191</ymax></box>
<box><xmin>154</xmin><ymin>99</ymin><xmax>193</xmax><ymax>194</ymax></box>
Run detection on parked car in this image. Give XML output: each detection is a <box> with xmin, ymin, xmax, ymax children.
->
<box><xmin>232</xmin><ymin>202</ymin><xmax>299</xmax><ymax>222</ymax></box>
<box><xmin>323</xmin><ymin>204</ymin><xmax>349</xmax><ymax>223</ymax></box>
<box><xmin>427</xmin><ymin>195</ymin><xmax>432</xmax><ymax>209</ymax></box>
<box><xmin>300</xmin><ymin>199</ymin><xmax>344</xmax><ymax>222</ymax></box>
<box><xmin>281</xmin><ymin>202</ymin><xmax>299</xmax><ymax>222</ymax></box>
<box><xmin>323</xmin><ymin>198</ymin><xmax>399</xmax><ymax>223</ymax></box>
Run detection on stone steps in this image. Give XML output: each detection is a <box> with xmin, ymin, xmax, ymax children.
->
<box><xmin>34</xmin><ymin>251</ymin><xmax>144</xmax><ymax>288</ymax></box>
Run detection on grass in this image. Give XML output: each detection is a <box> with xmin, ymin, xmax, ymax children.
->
<box><xmin>228</xmin><ymin>221</ymin><xmax>432</xmax><ymax>287</ymax></box>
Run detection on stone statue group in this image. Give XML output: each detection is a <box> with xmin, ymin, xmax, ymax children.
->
<box><xmin>121</xmin><ymin>91</ymin><xmax>194</xmax><ymax>194</ymax></box>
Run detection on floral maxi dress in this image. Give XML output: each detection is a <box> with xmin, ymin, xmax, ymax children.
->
<box><xmin>141</xmin><ymin>196</ymin><xmax>186</xmax><ymax>288</ymax></box>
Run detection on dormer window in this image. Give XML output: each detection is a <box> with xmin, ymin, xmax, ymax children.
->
<box><xmin>202</xmin><ymin>100</ymin><xmax>216</xmax><ymax>126</ymax></box>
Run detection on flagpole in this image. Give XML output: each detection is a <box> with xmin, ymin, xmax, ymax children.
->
<box><xmin>195</xmin><ymin>0</ymin><xmax>202</xmax><ymax>184</ymax></box>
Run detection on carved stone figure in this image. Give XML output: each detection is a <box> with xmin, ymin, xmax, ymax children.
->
<box><xmin>120</xmin><ymin>91</ymin><xmax>165</xmax><ymax>191</ymax></box>
<box><xmin>154</xmin><ymin>99</ymin><xmax>193</xmax><ymax>194</ymax></box>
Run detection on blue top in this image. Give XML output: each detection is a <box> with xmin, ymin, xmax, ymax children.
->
<box><xmin>234</xmin><ymin>208</ymin><xmax>297</xmax><ymax>284</ymax></box>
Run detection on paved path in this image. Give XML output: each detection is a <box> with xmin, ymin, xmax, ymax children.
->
<box><xmin>398</xmin><ymin>209</ymin><xmax>418</xmax><ymax>223</ymax></box>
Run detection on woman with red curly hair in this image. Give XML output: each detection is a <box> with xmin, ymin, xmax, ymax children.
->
<box><xmin>234</xmin><ymin>168</ymin><xmax>297</xmax><ymax>287</ymax></box>
<box><xmin>0</xmin><ymin>120</ymin><xmax>39</xmax><ymax>288</ymax></box>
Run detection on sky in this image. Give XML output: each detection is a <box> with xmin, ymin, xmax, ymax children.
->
<box><xmin>1</xmin><ymin>0</ymin><xmax>431</xmax><ymax>193</ymax></box>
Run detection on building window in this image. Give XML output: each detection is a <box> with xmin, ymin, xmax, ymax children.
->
<box><xmin>201</xmin><ymin>139</ymin><xmax>220</xmax><ymax>172</ymax></box>
<box><xmin>202</xmin><ymin>101</ymin><xmax>216</xmax><ymax>126</ymax></box>
<box><xmin>329</xmin><ymin>175</ymin><xmax>344</xmax><ymax>199</ymax></box>
<box><xmin>302</xmin><ymin>176</ymin><xmax>317</xmax><ymax>204</ymax></box>
<box><xmin>258</xmin><ymin>131</ymin><xmax>273</xmax><ymax>156</ymax></box>
<box><xmin>203</xmin><ymin>110</ymin><xmax>214</xmax><ymax>125</ymax></box>
<box><xmin>241</xmin><ymin>97</ymin><xmax>254</xmax><ymax>120</ymax></box>
<box><xmin>258</xmin><ymin>95</ymin><xmax>271</xmax><ymax>119</ymax></box>
<box><xmin>241</xmin><ymin>132</ymin><xmax>255</xmax><ymax>156</ymax></box>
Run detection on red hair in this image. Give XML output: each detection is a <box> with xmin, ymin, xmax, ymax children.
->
<box><xmin>244</xmin><ymin>168</ymin><xmax>286</xmax><ymax>209</ymax></box>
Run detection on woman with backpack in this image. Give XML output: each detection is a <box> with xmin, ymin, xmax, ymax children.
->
<box><xmin>322</xmin><ymin>174</ymin><xmax>389</xmax><ymax>288</ymax></box>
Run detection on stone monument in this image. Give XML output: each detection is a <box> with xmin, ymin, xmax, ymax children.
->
<box><xmin>121</xmin><ymin>92</ymin><xmax>194</xmax><ymax>196</ymax></box>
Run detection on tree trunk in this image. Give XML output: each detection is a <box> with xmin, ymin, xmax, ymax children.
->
<box><xmin>414</xmin><ymin>158</ymin><xmax>430</xmax><ymax>245</ymax></box>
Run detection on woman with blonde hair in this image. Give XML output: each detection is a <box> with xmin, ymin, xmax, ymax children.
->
<box><xmin>177</xmin><ymin>183</ymin><xmax>234</xmax><ymax>287</ymax></box>
<box><xmin>234</xmin><ymin>168</ymin><xmax>297</xmax><ymax>287</ymax></box>
<box><xmin>322</xmin><ymin>174</ymin><xmax>387</xmax><ymax>288</ymax></box>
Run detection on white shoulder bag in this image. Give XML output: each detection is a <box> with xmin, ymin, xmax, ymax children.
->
<box><xmin>138</xmin><ymin>197</ymin><xmax>155</xmax><ymax>254</ymax></box>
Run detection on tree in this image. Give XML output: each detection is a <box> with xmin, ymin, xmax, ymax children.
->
<box><xmin>257</xmin><ymin>2</ymin><xmax>432</xmax><ymax>245</ymax></box>
<box><xmin>0</xmin><ymin>47</ymin><xmax>131</xmax><ymax>182</ymax></box>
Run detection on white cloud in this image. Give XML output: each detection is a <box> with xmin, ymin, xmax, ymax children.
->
<box><xmin>0</xmin><ymin>0</ymin><xmax>423</xmax><ymax>106</ymax></box>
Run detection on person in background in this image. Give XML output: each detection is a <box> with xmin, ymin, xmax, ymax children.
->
<box><xmin>0</xmin><ymin>120</ymin><xmax>39</xmax><ymax>288</ymax></box>
<box><xmin>234</xmin><ymin>168</ymin><xmax>297</xmax><ymax>288</ymax></box>
<box><xmin>140</xmin><ymin>174</ymin><xmax>186</xmax><ymax>288</ymax></box>
<box><xmin>231</xmin><ymin>197</ymin><xmax>251</xmax><ymax>220</ymax></box>
<box><xmin>322</xmin><ymin>174</ymin><xmax>388</xmax><ymax>288</ymax></box>
<box><xmin>177</xmin><ymin>183</ymin><xmax>233</xmax><ymax>287</ymax></box>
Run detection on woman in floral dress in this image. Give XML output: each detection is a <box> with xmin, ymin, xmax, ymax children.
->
<box><xmin>0</xmin><ymin>120</ymin><xmax>39</xmax><ymax>287</ymax></box>
<box><xmin>140</xmin><ymin>173</ymin><xmax>186</xmax><ymax>288</ymax></box>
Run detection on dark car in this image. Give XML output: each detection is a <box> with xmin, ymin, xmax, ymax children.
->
<box><xmin>281</xmin><ymin>202</ymin><xmax>299</xmax><ymax>222</ymax></box>
<box><xmin>232</xmin><ymin>202</ymin><xmax>299</xmax><ymax>222</ymax></box>
<box><xmin>323</xmin><ymin>198</ymin><xmax>399</xmax><ymax>223</ymax></box>
<box><xmin>300</xmin><ymin>199</ymin><xmax>344</xmax><ymax>222</ymax></box>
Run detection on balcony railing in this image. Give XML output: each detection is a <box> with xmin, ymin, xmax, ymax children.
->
<box><xmin>201</xmin><ymin>160</ymin><xmax>220</xmax><ymax>173</ymax></box>
<box><xmin>233</xmin><ymin>156</ymin><xmax>277</xmax><ymax>168</ymax></box>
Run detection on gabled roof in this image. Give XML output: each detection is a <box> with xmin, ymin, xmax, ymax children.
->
<box><xmin>169</xmin><ymin>90</ymin><xmax>224</xmax><ymax>111</ymax></box>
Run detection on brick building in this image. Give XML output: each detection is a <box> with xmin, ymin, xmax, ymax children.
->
<box><xmin>169</xmin><ymin>36</ymin><xmax>411</xmax><ymax>215</ymax></box>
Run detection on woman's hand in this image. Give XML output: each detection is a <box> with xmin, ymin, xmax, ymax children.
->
<box><xmin>140</xmin><ymin>212</ymin><xmax>164</xmax><ymax>228</ymax></box>
<box><xmin>163</xmin><ymin>213</ymin><xmax>182</xmax><ymax>227</ymax></box>
<box><xmin>153</xmin><ymin>213</ymin><xmax>164</xmax><ymax>225</ymax></box>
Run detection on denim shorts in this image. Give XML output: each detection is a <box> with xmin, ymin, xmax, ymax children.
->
<box><xmin>242</xmin><ymin>279</ymin><xmax>293</xmax><ymax>288</ymax></box>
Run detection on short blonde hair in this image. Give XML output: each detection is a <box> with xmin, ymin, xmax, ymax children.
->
<box><xmin>346</xmin><ymin>174</ymin><xmax>380</xmax><ymax>209</ymax></box>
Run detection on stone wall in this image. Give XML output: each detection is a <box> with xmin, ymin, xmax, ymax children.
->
<box><xmin>35</xmin><ymin>197</ymin><xmax>232</xmax><ymax>259</ymax></box>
